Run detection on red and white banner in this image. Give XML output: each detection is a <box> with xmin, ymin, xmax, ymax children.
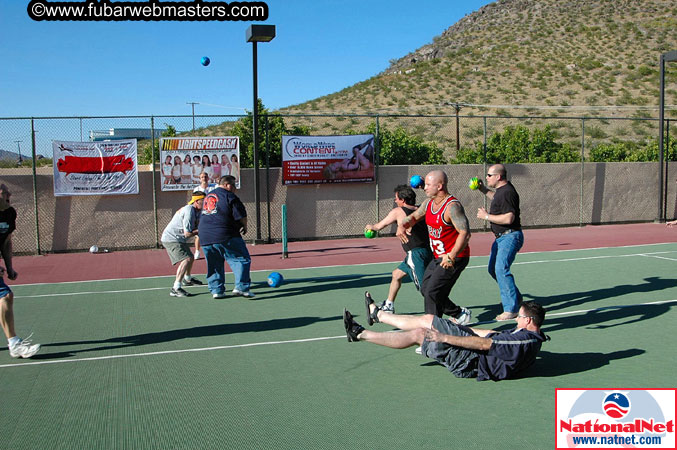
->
<box><xmin>160</xmin><ymin>136</ymin><xmax>241</xmax><ymax>191</ymax></box>
<box><xmin>281</xmin><ymin>134</ymin><xmax>375</xmax><ymax>185</ymax></box>
<box><xmin>52</xmin><ymin>140</ymin><xmax>139</xmax><ymax>196</ymax></box>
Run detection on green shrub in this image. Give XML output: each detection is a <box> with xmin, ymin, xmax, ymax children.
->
<box><xmin>452</xmin><ymin>125</ymin><xmax>580</xmax><ymax>164</ymax></box>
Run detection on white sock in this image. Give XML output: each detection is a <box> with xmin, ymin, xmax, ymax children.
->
<box><xmin>173</xmin><ymin>281</ymin><xmax>182</xmax><ymax>290</ymax></box>
<box><xmin>8</xmin><ymin>336</ymin><xmax>21</xmax><ymax>347</ymax></box>
<box><xmin>183</xmin><ymin>275</ymin><xmax>192</xmax><ymax>282</ymax></box>
<box><xmin>385</xmin><ymin>300</ymin><xmax>394</xmax><ymax>307</ymax></box>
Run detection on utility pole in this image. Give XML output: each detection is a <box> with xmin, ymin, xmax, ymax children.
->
<box><xmin>14</xmin><ymin>140</ymin><xmax>23</xmax><ymax>163</ymax></box>
<box><xmin>186</xmin><ymin>102</ymin><xmax>199</xmax><ymax>132</ymax></box>
<box><xmin>442</xmin><ymin>102</ymin><xmax>467</xmax><ymax>152</ymax></box>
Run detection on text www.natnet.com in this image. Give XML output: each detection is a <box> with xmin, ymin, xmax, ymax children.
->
<box><xmin>571</xmin><ymin>434</ymin><xmax>664</xmax><ymax>446</ymax></box>
<box><xmin>28</xmin><ymin>0</ymin><xmax>269</xmax><ymax>21</ymax></box>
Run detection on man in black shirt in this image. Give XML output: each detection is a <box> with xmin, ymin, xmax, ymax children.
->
<box><xmin>0</xmin><ymin>183</ymin><xmax>40</xmax><ymax>358</ymax></box>
<box><xmin>474</xmin><ymin>164</ymin><xmax>524</xmax><ymax>321</ymax></box>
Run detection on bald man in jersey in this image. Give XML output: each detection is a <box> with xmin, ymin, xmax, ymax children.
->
<box><xmin>395</xmin><ymin>170</ymin><xmax>472</xmax><ymax>325</ymax></box>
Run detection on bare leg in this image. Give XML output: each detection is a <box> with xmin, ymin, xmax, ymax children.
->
<box><xmin>387</xmin><ymin>268</ymin><xmax>407</xmax><ymax>303</ymax></box>
<box><xmin>184</xmin><ymin>257</ymin><xmax>195</xmax><ymax>278</ymax></box>
<box><xmin>175</xmin><ymin>257</ymin><xmax>191</xmax><ymax>284</ymax></box>
<box><xmin>352</xmin><ymin>150</ymin><xmax>372</xmax><ymax>170</ymax></box>
<box><xmin>358</xmin><ymin>328</ymin><xmax>424</xmax><ymax>349</ymax></box>
<box><xmin>372</xmin><ymin>303</ymin><xmax>435</xmax><ymax>331</ymax></box>
<box><xmin>0</xmin><ymin>292</ymin><xmax>16</xmax><ymax>339</ymax></box>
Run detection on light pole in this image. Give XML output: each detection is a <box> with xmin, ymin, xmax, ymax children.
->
<box><xmin>187</xmin><ymin>101</ymin><xmax>199</xmax><ymax>132</ymax></box>
<box><xmin>658</xmin><ymin>50</ymin><xmax>677</xmax><ymax>221</ymax></box>
<box><xmin>246</xmin><ymin>24</ymin><xmax>276</xmax><ymax>243</ymax></box>
<box><xmin>14</xmin><ymin>140</ymin><xmax>22</xmax><ymax>163</ymax></box>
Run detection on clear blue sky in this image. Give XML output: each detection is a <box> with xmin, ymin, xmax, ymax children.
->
<box><xmin>0</xmin><ymin>0</ymin><xmax>493</xmax><ymax>117</ymax></box>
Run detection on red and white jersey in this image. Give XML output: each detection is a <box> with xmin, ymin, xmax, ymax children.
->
<box><xmin>425</xmin><ymin>195</ymin><xmax>470</xmax><ymax>259</ymax></box>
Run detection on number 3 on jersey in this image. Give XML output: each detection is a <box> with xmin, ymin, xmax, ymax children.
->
<box><xmin>430</xmin><ymin>239</ymin><xmax>446</xmax><ymax>255</ymax></box>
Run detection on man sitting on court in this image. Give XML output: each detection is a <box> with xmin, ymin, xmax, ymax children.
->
<box><xmin>343</xmin><ymin>294</ymin><xmax>548</xmax><ymax>381</ymax></box>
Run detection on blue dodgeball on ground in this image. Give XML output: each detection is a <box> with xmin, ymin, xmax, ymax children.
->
<box><xmin>267</xmin><ymin>272</ymin><xmax>284</xmax><ymax>287</ymax></box>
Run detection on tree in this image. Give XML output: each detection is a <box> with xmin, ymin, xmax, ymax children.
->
<box><xmin>452</xmin><ymin>125</ymin><xmax>580</xmax><ymax>164</ymax></box>
<box><xmin>231</xmin><ymin>99</ymin><xmax>310</xmax><ymax>168</ymax></box>
<box><xmin>138</xmin><ymin>124</ymin><xmax>176</xmax><ymax>165</ymax></box>
<box><xmin>365</xmin><ymin>122</ymin><xmax>446</xmax><ymax>165</ymax></box>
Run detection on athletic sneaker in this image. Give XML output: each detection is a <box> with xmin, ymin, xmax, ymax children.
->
<box><xmin>212</xmin><ymin>293</ymin><xmax>227</xmax><ymax>299</ymax></box>
<box><xmin>170</xmin><ymin>287</ymin><xmax>190</xmax><ymax>297</ymax></box>
<box><xmin>232</xmin><ymin>289</ymin><xmax>255</xmax><ymax>298</ymax></box>
<box><xmin>343</xmin><ymin>309</ymin><xmax>364</xmax><ymax>342</ymax></box>
<box><xmin>183</xmin><ymin>277</ymin><xmax>204</xmax><ymax>286</ymax></box>
<box><xmin>378</xmin><ymin>301</ymin><xmax>395</xmax><ymax>314</ymax></box>
<box><xmin>9</xmin><ymin>338</ymin><xmax>41</xmax><ymax>359</ymax></box>
<box><xmin>453</xmin><ymin>307</ymin><xmax>472</xmax><ymax>326</ymax></box>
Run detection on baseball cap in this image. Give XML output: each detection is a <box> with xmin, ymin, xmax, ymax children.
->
<box><xmin>189</xmin><ymin>191</ymin><xmax>206</xmax><ymax>204</ymax></box>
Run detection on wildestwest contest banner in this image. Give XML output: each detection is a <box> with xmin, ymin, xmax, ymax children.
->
<box><xmin>52</xmin><ymin>140</ymin><xmax>139</xmax><ymax>196</ymax></box>
<box><xmin>281</xmin><ymin>134</ymin><xmax>375</xmax><ymax>185</ymax></box>
<box><xmin>160</xmin><ymin>136</ymin><xmax>241</xmax><ymax>191</ymax></box>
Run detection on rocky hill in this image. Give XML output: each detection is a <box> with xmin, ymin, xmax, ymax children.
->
<box><xmin>281</xmin><ymin>0</ymin><xmax>676</xmax><ymax>120</ymax></box>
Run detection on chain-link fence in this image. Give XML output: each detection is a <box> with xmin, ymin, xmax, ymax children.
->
<box><xmin>0</xmin><ymin>113</ymin><xmax>674</xmax><ymax>255</ymax></box>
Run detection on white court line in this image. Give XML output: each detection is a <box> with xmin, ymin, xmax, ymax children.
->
<box><xmin>14</xmin><ymin>249</ymin><xmax>677</xmax><ymax>300</ymax></box>
<box><xmin>639</xmin><ymin>254</ymin><xmax>677</xmax><ymax>262</ymax></box>
<box><xmin>0</xmin><ymin>335</ymin><xmax>347</xmax><ymax>369</ymax></box>
<box><xmin>17</xmin><ymin>286</ymin><xmax>169</xmax><ymax>299</ymax></box>
<box><xmin>13</xmin><ymin>241</ymin><xmax>677</xmax><ymax>288</ymax></box>
<box><xmin>2</xmin><ymin>299</ymin><xmax>676</xmax><ymax>370</ymax></box>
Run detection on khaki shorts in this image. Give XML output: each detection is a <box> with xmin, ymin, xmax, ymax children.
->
<box><xmin>162</xmin><ymin>241</ymin><xmax>192</xmax><ymax>265</ymax></box>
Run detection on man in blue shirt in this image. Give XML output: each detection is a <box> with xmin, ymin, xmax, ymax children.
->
<box><xmin>344</xmin><ymin>295</ymin><xmax>547</xmax><ymax>381</ymax></box>
<box><xmin>198</xmin><ymin>175</ymin><xmax>254</xmax><ymax>299</ymax></box>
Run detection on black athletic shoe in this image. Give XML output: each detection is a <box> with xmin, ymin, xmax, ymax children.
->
<box><xmin>170</xmin><ymin>287</ymin><xmax>191</xmax><ymax>297</ymax></box>
<box><xmin>183</xmin><ymin>277</ymin><xmax>204</xmax><ymax>286</ymax></box>
<box><xmin>343</xmin><ymin>309</ymin><xmax>364</xmax><ymax>342</ymax></box>
<box><xmin>364</xmin><ymin>291</ymin><xmax>380</xmax><ymax>326</ymax></box>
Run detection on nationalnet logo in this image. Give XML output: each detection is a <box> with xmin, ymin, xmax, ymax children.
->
<box><xmin>556</xmin><ymin>389</ymin><xmax>675</xmax><ymax>449</ymax></box>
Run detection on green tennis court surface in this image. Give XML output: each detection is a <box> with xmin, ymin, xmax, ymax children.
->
<box><xmin>2</xmin><ymin>243</ymin><xmax>676</xmax><ymax>449</ymax></box>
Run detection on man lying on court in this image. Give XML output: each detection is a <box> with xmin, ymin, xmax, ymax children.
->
<box><xmin>343</xmin><ymin>292</ymin><xmax>548</xmax><ymax>381</ymax></box>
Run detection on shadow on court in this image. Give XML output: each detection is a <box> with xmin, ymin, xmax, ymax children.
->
<box><xmin>518</xmin><ymin>348</ymin><xmax>646</xmax><ymax>378</ymax></box>
<box><xmin>252</xmin><ymin>273</ymin><xmax>393</xmax><ymax>300</ymax></box>
<box><xmin>522</xmin><ymin>276</ymin><xmax>677</xmax><ymax>312</ymax></box>
<box><xmin>474</xmin><ymin>276</ymin><xmax>677</xmax><ymax>322</ymax></box>
<box><xmin>31</xmin><ymin>315</ymin><xmax>342</xmax><ymax>360</ymax></box>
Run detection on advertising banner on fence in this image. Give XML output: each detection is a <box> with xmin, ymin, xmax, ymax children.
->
<box><xmin>281</xmin><ymin>134</ymin><xmax>375</xmax><ymax>185</ymax></box>
<box><xmin>160</xmin><ymin>136</ymin><xmax>241</xmax><ymax>191</ymax></box>
<box><xmin>52</xmin><ymin>140</ymin><xmax>139</xmax><ymax>196</ymax></box>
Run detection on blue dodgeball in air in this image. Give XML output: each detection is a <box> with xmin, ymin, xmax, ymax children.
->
<box><xmin>201</xmin><ymin>56</ymin><xmax>210</xmax><ymax>66</ymax></box>
<box><xmin>267</xmin><ymin>272</ymin><xmax>284</xmax><ymax>288</ymax></box>
<box><xmin>410</xmin><ymin>175</ymin><xmax>423</xmax><ymax>189</ymax></box>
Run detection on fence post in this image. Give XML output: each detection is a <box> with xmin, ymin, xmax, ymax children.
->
<box><xmin>664</xmin><ymin>119</ymin><xmax>670</xmax><ymax>220</ymax></box>
<box><xmin>482</xmin><ymin>116</ymin><xmax>488</xmax><ymax>231</ymax></box>
<box><xmin>375</xmin><ymin>115</ymin><xmax>380</xmax><ymax>224</ymax></box>
<box><xmin>150</xmin><ymin>116</ymin><xmax>159</xmax><ymax>248</ymax></box>
<box><xmin>265</xmin><ymin>115</ymin><xmax>271</xmax><ymax>243</ymax></box>
<box><xmin>30</xmin><ymin>118</ymin><xmax>41</xmax><ymax>255</ymax></box>
<box><xmin>580</xmin><ymin>118</ymin><xmax>585</xmax><ymax>227</ymax></box>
